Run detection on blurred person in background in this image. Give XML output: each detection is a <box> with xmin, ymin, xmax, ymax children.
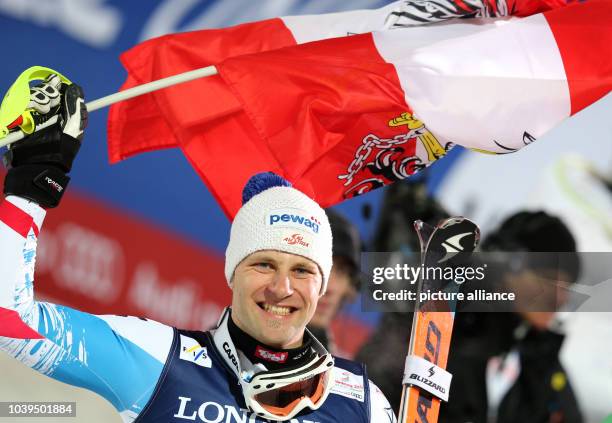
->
<box><xmin>0</xmin><ymin>77</ymin><xmax>397</xmax><ymax>422</ymax></box>
<box><xmin>440</xmin><ymin>210</ymin><xmax>583</xmax><ymax>423</ymax></box>
<box><xmin>308</xmin><ymin>209</ymin><xmax>362</xmax><ymax>355</ymax></box>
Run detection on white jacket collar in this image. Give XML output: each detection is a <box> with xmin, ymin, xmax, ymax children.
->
<box><xmin>211</xmin><ymin>307</ymin><xmax>243</xmax><ymax>378</ymax></box>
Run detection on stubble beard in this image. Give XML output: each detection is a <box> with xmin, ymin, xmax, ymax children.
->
<box><xmin>266</xmin><ymin>319</ymin><xmax>282</xmax><ymax>329</ymax></box>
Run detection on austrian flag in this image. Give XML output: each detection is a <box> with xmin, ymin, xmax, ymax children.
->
<box><xmin>108</xmin><ymin>0</ymin><xmax>610</xmax><ymax>218</ymax></box>
<box><xmin>216</xmin><ymin>1</ymin><xmax>611</xmax><ymax>210</ymax></box>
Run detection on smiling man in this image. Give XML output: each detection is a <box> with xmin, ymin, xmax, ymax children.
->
<box><xmin>0</xmin><ymin>77</ymin><xmax>396</xmax><ymax>422</ymax></box>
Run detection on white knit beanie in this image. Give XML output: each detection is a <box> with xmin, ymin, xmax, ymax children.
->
<box><xmin>225</xmin><ymin>173</ymin><xmax>333</xmax><ymax>295</ymax></box>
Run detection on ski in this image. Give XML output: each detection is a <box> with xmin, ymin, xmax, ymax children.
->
<box><xmin>398</xmin><ymin>216</ymin><xmax>480</xmax><ymax>423</ymax></box>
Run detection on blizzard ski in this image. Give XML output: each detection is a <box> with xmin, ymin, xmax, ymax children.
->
<box><xmin>398</xmin><ymin>216</ymin><xmax>480</xmax><ymax>423</ymax></box>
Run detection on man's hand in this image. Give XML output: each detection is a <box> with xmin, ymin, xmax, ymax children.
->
<box><xmin>2</xmin><ymin>75</ymin><xmax>87</xmax><ymax>208</ymax></box>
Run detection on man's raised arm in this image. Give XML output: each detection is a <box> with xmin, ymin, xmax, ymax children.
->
<box><xmin>0</xmin><ymin>76</ymin><xmax>174</xmax><ymax>422</ymax></box>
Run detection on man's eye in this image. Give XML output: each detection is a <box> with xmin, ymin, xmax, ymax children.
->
<box><xmin>255</xmin><ymin>262</ymin><xmax>273</xmax><ymax>269</ymax></box>
<box><xmin>294</xmin><ymin>267</ymin><xmax>313</xmax><ymax>276</ymax></box>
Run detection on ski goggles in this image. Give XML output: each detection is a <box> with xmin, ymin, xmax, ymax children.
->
<box><xmin>241</xmin><ymin>353</ymin><xmax>335</xmax><ymax>421</ymax></box>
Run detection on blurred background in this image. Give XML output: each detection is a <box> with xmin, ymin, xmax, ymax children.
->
<box><xmin>0</xmin><ymin>0</ymin><xmax>611</xmax><ymax>422</ymax></box>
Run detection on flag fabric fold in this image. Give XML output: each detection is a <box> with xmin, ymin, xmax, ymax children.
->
<box><xmin>108</xmin><ymin>0</ymin><xmax>592</xmax><ymax>218</ymax></box>
<box><xmin>107</xmin><ymin>18</ymin><xmax>293</xmax><ymax>162</ymax></box>
<box><xmin>107</xmin><ymin>2</ymin><xmax>403</xmax><ymax>163</ymax></box>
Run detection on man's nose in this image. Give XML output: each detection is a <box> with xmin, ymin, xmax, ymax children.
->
<box><xmin>266</xmin><ymin>271</ymin><xmax>294</xmax><ymax>300</ymax></box>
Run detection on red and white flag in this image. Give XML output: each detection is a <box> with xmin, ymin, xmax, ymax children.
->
<box><xmin>108</xmin><ymin>0</ymin><xmax>587</xmax><ymax>218</ymax></box>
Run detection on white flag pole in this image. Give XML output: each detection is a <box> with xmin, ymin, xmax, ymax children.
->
<box><xmin>0</xmin><ymin>65</ymin><xmax>218</xmax><ymax>148</ymax></box>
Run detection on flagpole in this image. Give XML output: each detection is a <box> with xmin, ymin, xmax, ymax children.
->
<box><xmin>0</xmin><ymin>65</ymin><xmax>218</xmax><ymax>148</ymax></box>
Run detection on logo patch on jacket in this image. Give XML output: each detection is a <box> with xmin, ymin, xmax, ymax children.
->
<box><xmin>179</xmin><ymin>335</ymin><xmax>212</xmax><ymax>368</ymax></box>
<box><xmin>330</xmin><ymin>368</ymin><xmax>365</xmax><ymax>402</ymax></box>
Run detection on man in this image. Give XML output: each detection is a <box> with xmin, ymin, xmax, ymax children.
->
<box><xmin>307</xmin><ymin>209</ymin><xmax>361</xmax><ymax>354</ymax></box>
<box><xmin>0</xmin><ymin>77</ymin><xmax>396</xmax><ymax>422</ymax></box>
<box><xmin>440</xmin><ymin>211</ymin><xmax>582</xmax><ymax>423</ymax></box>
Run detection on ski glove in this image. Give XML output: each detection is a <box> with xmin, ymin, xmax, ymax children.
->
<box><xmin>3</xmin><ymin>75</ymin><xmax>87</xmax><ymax>208</ymax></box>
